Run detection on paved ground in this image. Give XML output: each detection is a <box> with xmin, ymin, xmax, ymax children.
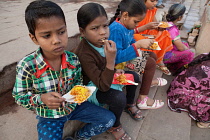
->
<box><xmin>1</xmin><ymin>0</ymin><xmax>210</xmax><ymax>140</ymax></box>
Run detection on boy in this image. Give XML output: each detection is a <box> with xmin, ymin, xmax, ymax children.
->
<box><xmin>12</xmin><ymin>1</ymin><xmax>115</xmax><ymax>140</ymax></box>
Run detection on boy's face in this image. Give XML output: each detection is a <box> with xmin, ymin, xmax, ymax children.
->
<box><xmin>80</xmin><ymin>16</ymin><xmax>109</xmax><ymax>48</ymax></box>
<box><xmin>30</xmin><ymin>16</ymin><xmax>68</xmax><ymax>59</ymax></box>
<box><xmin>145</xmin><ymin>0</ymin><xmax>158</xmax><ymax>10</ymax></box>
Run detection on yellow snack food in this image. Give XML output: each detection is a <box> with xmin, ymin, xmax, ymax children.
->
<box><xmin>70</xmin><ymin>85</ymin><xmax>91</xmax><ymax>103</ymax></box>
<box><xmin>159</xmin><ymin>22</ymin><xmax>169</xmax><ymax>28</ymax></box>
<box><xmin>115</xmin><ymin>74</ymin><xmax>127</xmax><ymax>84</ymax></box>
<box><xmin>150</xmin><ymin>42</ymin><xmax>159</xmax><ymax>50</ymax></box>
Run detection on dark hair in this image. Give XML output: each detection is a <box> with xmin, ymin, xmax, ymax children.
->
<box><xmin>77</xmin><ymin>3</ymin><xmax>107</xmax><ymax>29</ymax></box>
<box><xmin>109</xmin><ymin>0</ymin><xmax>146</xmax><ymax>25</ymax></box>
<box><xmin>175</xmin><ymin>52</ymin><xmax>210</xmax><ymax>75</ymax></box>
<box><xmin>25</xmin><ymin>0</ymin><xmax>66</xmax><ymax>35</ymax></box>
<box><xmin>166</xmin><ymin>4</ymin><xmax>186</xmax><ymax>22</ymax></box>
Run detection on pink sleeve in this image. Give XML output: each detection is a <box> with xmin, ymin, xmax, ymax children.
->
<box><xmin>168</xmin><ymin>26</ymin><xmax>180</xmax><ymax>41</ymax></box>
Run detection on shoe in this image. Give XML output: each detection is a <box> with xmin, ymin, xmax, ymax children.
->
<box><xmin>151</xmin><ymin>78</ymin><xmax>167</xmax><ymax>87</ymax></box>
<box><xmin>197</xmin><ymin>122</ymin><xmax>210</xmax><ymax>129</ymax></box>
<box><xmin>137</xmin><ymin>96</ymin><xmax>164</xmax><ymax>109</ymax></box>
<box><xmin>124</xmin><ymin>104</ymin><xmax>144</xmax><ymax>121</ymax></box>
<box><xmin>108</xmin><ymin>125</ymin><xmax>131</xmax><ymax>140</ymax></box>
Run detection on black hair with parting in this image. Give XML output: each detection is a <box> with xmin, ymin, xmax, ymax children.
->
<box><xmin>109</xmin><ymin>0</ymin><xmax>146</xmax><ymax>25</ymax></box>
<box><xmin>77</xmin><ymin>3</ymin><xmax>107</xmax><ymax>29</ymax></box>
<box><xmin>25</xmin><ymin>0</ymin><xmax>66</xmax><ymax>36</ymax></box>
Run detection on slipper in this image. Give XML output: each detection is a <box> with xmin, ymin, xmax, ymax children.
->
<box><xmin>137</xmin><ymin>96</ymin><xmax>164</xmax><ymax>109</ymax></box>
<box><xmin>124</xmin><ymin>104</ymin><xmax>144</xmax><ymax>121</ymax></box>
<box><xmin>197</xmin><ymin>122</ymin><xmax>210</xmax><ymax>129</ymax></box>
<box><xmin>151</xmin><ymin>78</ymin><xmax>167</xmax><ymax>87</ymax></box>
<box><xmin>157</xmin><ymin>65</ymin><xmax>171</xmax><ymax>75</ymax></box>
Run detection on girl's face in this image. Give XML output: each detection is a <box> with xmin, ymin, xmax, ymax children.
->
<box><xmin>30</xmin><ymin>16</ymin><xmax>68</xmax><ymax>59</ymax></box>
<box><xmin>80</xmin><ymin>16</ymin><xmax>109</xmax><ymax>48</ymax></box>
<box><xmin>123</xmin><ymin>14</ymin><xmax>145</xmax><ymax>30</ymax></box>
<box><xmin>145</xmin><ymin>0</ymin><xmax>158</xmax><ymax>10</ymax></box>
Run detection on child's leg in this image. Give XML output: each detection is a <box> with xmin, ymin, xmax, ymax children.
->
<box><xmin>70</xmin><ymin>101</ymin><xmax>115</xmax><ymax>139</ymax></box>
<box><xmin>37</xmin><ymin>116</ymin><xmax>66</xmax><ymax>140</ymax></box>
<box><xmin>138</xmin><ymin>56</ymin><xmax>156</xmax><ymax>98</ymax></box>
<box><xmin>96</xmin><ymin>89</ymin><xmax>132</xmax><ymax>139</ymax></box>
<box><xmin>96</xmin><ymin>89</ymin><xmax>126</xmax><ymax>127</ymax></box>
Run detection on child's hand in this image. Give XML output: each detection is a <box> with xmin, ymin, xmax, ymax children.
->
<box><xmin>41</xmin><ymin>92</ymin><xmax>65</xmax><ymax>109</ymax></box>
<box><xmin>135</xmin><ymin>39</ymin><xmax>154</xmax><ymax>49</ymax></box>
<box><xmin>146</xmin><ymin>22</ymin><xmax>159</xmax><ymax>30</ymax></box>
<box><xmin>104</xmin><ymin>40</ymin><xmax>117</xmax><ymax>70</ymax></box>
<box><xmin>104</xmin><ymin>40</ymin><xmax>116</xmax><ymax>58</ymax></box>
<box><xmin>116</xmin><ymin>69</ymin><xmax>125</xmax><ymax>74</ymax></box>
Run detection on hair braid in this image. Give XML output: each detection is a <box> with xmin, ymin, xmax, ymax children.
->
<box><xmin>109</xmin><ymin>5</ymin><xmax>120</xmax><ymax>25</ymax></box>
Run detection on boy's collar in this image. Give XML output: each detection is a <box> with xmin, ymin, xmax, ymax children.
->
<box><xmin>33</xmin><ymin>48</ymin><xmax>75</xmax><ymax>78</ymax></box>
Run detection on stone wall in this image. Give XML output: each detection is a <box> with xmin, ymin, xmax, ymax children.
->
<box><xmin>195</xmin><ymin>4</ymin><xmax>210</xmax><ymax>55</ymax></box>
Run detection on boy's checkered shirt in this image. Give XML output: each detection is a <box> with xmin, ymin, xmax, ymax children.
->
<box><xmin>12</xmin><ymin>48</ymin><xmax>82</xmax><ymax>118</ymax></box>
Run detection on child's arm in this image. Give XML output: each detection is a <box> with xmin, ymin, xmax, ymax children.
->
<box><xmin>134</xmin><ymin>39</ymin><xmax>154</xmax><ymax>49</ymax></box>
<box><xmin>12</xmin><ymin>63</ymin><xmax>44</xmax><ymax>110</ymax></box>
<box><xmin>173</xmin><ymin>39</ymin><xmax>189</xmax><ymax>51</ymax></box>
<box><xmin>136</xmin><ymin>22</ymin><xmax>159</xmax><ymax>33</ymax></box>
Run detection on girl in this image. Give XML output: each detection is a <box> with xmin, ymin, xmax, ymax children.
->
<box><xmin>167</xmin><ymin>53</ymin><xmax>210</xmax><ymax>129</ymax></box>
<box><xmin>74</xmin><ymin>3</ymin><xmax>144</xmax><ymax>140</ymax></box>
<box><xmin>109</xmin><ymin>0</ymin><xmax>165</xmax><ymax>111</ymax></box>
<box><xmin>163</xmin><ymin>4</ymin><xmax>194</xmax><ymax>75</ymax></box>
<box><xmin>133</xmin><ymin>0</ymin><xmax>173</xmax><ymax>75</ymax></box>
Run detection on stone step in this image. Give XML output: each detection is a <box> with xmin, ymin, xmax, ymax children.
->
<box><xmin>137</xmin><ymin>74</ymin><xmax>192</xmax><ymax>140</ymax></box>
<box><xmin>92</xmin><ymin>69</ymin><xmax>164</xmax><ymax>140</ymax></box>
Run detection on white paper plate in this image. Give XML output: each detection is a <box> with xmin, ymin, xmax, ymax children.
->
<box><xmin>62</xmin><ymin>86</ymin><xmax>96</xmax><ymax>103</ymax></box>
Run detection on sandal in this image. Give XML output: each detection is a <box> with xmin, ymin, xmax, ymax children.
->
<box><xmin>151</xmin><ymin>78</ymin><xmax>167</xmax><ymax>87</ymax></box>
<box><xmin>197</xmin><ymin>122</ymin><xmax>210</xmax><ymax>129</ymax></box>
<box><xmin>157</xmin><ymin>65</ymin><xmax>171</xmax><ymax>75</ymax></box>
<box><xmin>124</xmin><ymin>104</ymin><xmax>144</xmax><ymax>121</ymax></box>
<box><xmin>137</xmin><ymin>96</ymin><xmax>164</xmax><ymax>109</ymax></box>
<box><xmin>108</xmin><ymin>125</ymin><xmax>131</xmax><ymax>140</ymax></box>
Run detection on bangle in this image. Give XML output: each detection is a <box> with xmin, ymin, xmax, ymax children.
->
<box><xmin>134</xmin><ymin>28</ymin><xmax>139</xmax><ymax>34</ymax></box>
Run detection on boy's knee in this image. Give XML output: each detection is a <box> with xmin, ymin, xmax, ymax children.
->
<box><xmin>103</xmin><ymin>111</ymin><xmax>116</xmax><ymax>127</ymax></box>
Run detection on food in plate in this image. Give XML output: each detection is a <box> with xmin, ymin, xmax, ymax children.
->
<box><xmin>158</xmin><ymin>22</ymin><xmax>172</xmax><ymax>28</ymax></box>
<box><xmin>69</xmin><ymin>85</ymin><xmax>91</xmax><ymax>103</ymax></box>
<box><xmin>149</xmin><ymin>42</ymin><xmax>161</xmax><ymax>50</ymax></box>
<box><xmin>114</xmin><ymin>74</ymin><xmax>127</xmax><ymax>84</ymax></box>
